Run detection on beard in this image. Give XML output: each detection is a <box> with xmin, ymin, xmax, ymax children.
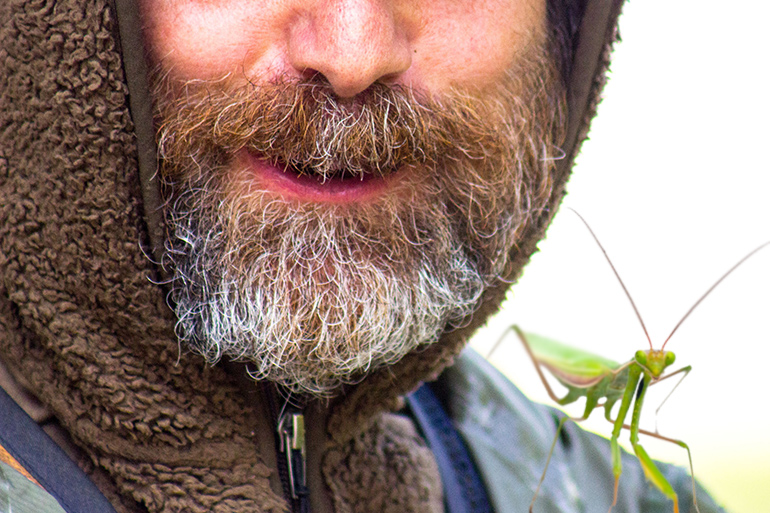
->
<box><xmin>153</xmin><ymin>41</ymin><xmax>565</xmax><ymax>396</ymax></box>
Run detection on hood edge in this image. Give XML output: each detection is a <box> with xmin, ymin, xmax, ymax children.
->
<box><xmin>558</xmin><ymin>0</ymin><xmax>625</xmax><ymax>180</ymax></box>
<box><xmin>112</xmin><ymin>0</ymin><xmax>167</xmax><ymax>278</ymax></box>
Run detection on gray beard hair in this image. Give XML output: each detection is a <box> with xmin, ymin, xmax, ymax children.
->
<box><xmin>159</xmin><ymin>47</ymin><xmax>564</xmax><ymax>396</ymax></box>
<box><xmin>168</xmin><ymin>192</ymin><xmax>490</xmax><ymax>396</ymax></box>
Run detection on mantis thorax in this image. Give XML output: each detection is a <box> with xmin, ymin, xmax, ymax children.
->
<box><xmin>635</xmin><ymin>350</ymin><xmax>676</xmax><ymax>378</ymax></box>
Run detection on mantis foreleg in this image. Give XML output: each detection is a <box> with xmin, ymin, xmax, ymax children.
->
<box><xmin>633</xmin><ymin>364</ymin><xmax>697</xmax><ymax>509</ymax></box>
<box><xmin>608</xmin><ymin>365</ymin><xmax>643</xmax><ymax>513</ymax></box>
<box><xmin>628</xmin><ymin>374</ymin><xmax>681</xmax><ymax>513</ymax></box>
<box><xmin>613</xmin><ymin>424</ymin><xmax>700</xmax><ymax>513</ymax></box>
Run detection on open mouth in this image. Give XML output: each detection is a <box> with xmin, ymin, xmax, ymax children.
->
<box><xmin>292</xmin><ymin>163</ymin><xmax>375</xmax><ymax>183</ymax></box>
<box><xmin>239</xmin><ymin>150</ymin><xmax>401</xmax><ymax>204</ymax></box>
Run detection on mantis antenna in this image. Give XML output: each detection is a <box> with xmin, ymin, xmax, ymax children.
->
<box><xmin>661</xmin><ymin>239</ymin><xmax>770</xmax><ymax>350</ymax></box>
<box><xmin>568</xmin><ymin>208</ymin><xmax>654</xmax><ymax>350</ymax></box>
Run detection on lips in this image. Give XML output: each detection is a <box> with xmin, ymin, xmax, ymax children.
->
<box><xmin>237</xmin><ymin>149</ymin><xmax>401</xmax><ymax>204</ymax></box>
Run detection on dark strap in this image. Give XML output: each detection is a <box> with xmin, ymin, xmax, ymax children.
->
<box><xmin>406</xmin><ymin>383</ymin><xmax>493</xmax><ymax>513</ymax></box>
<box><xmin>0</xmin><ymin>387</ymin><xmax>119</xmax><ymax>513</ymax></box>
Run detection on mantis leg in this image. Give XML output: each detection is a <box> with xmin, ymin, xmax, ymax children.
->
<box><xmin>528</xmin><ymin>415</ymin><xmax>570</xmax><ymax>513</ymax></box>
<box><xmin>509</xmin><ymin>325</ymin><xmax>579</xmax><ymax>405</ymax></box>
<box><xmin>628</xmin><ymin>374</ymin><xmax>680</xmax><ymax>513</ymax></box>
<box><xmin>651</xmin><ymin>365</ymin><xmax>692</xmax><ymax>425</ymax></box>
<box><xmin>608</xmin><ymin>365</ymin><xmax>643</xmax><ymax>513</ymax></box>
<box><xmin>613</xmin><ymin>424</ymin><xmax>701</xmax><ymax>513</ymax></box>
<box><xmin>529</xmin><ymin>389</ymin><xmax>603</xmax><ymax>513</ymax></box>
<box><xmin>628</xmin><ymin>365</ymin><xmax>699</xmax><ymax>511</ymax></box>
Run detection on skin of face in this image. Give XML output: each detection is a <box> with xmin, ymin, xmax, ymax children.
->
<box><xmin>139</xmin><ymin>0</ymin><xmax>547</xmax><ymax>111</ymax></box>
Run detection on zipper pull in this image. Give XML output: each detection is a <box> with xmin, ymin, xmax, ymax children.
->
<box><xmin>277</xmin><ymin>408</ymin><xmax>308</xmax><ymax>503</ymax></box>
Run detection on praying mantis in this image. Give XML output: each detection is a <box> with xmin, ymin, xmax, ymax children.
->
<box><xmin>491</xmin><ymin>210</ymin><xmax>770</xmax><ymax>513</ymax></box>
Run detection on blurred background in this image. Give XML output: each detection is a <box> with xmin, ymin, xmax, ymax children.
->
<box><xmin>470</xmin><ymin>1</ymin><xmax>770</xmax><ymax>512</ymax></box>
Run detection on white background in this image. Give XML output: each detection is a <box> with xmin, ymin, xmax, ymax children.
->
<box><xmin>470</xmin><ymin>2</ymin><xmax>770</xmax><ymax>512</ymax></box>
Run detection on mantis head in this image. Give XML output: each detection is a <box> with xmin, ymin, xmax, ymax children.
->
<box><xmin>635</xmin><ymin>350</ymin><xmax>676</xmax><ymax>378</ymax></box>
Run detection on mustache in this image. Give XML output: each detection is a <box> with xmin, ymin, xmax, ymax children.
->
<box><xmin>154</xmin><ymin>75</ymin><xmax>510</xmax><ymax>181</ymax></box>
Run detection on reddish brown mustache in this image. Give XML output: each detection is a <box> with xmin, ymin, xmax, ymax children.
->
<box><xmin>155</xmin><ymin>77</ymin><xmax>507</xmax><ymax>181</ymax></box>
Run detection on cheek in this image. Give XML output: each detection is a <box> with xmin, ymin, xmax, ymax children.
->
<box><xmin>139</xmin><ymin>0</ymin><xmax>284</xmax><ymax>81</ymax></box>
<box><xmin>410</xmin><ymin>0</ymin><xmax>546</xmax><ymax>91</ymax></box>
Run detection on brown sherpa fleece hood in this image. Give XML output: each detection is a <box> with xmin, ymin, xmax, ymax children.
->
<box><xmin>0</xmin><ymin>0</ymin><xmax>623</xmax><ymax>512</ymax></box>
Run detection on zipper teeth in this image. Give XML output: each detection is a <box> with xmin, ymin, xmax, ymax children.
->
<box><xmin>264</xmin><ymin>385</ymin><xmax>295</xmax><ymax>508</ymax></box>
<box><xmin>265</xmin><ymin>384</ymin><xmax>309</xmax><ymax>513</ymax></box>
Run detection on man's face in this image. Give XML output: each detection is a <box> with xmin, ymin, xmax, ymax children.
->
<box><xmin>140</xmin><ymin>0</ymin><xmax>565</xmax><ymax>395</ymax></box>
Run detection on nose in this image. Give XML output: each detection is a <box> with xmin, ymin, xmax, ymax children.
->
<box><xmin>287</xmin><ymin>0</ymin><xmax>413</xmax><ymax>98</ymax></box>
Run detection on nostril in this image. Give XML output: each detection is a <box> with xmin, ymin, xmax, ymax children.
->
<box><xmin>298</xmin><ymin>67</ymin><xmax>321</xmax><ymax>81</ymax></box>
<box><xmin>378</xmin><ymin>70</ymin><xmax>407</xmax><ymax>87</ymax></box>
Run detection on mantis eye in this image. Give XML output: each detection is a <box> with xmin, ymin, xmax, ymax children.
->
<box><xmin>634</xmin><ymin>350</ymin><xmax>647</xmax><ymax>365</ymax></box>
<box><xmin>665</xmin><ymin>352</ymin><xmax>676</xmax><ymax>366</ymax></box>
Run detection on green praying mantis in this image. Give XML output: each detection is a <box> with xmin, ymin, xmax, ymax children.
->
<box><xmin>491</xmin><ymin>210</ymin><xmax>770</xmax><ymax>513</ymax></box>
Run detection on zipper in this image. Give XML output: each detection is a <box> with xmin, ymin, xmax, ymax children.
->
<box><xmin>266</xmin><ymin>385</ymin><xmax>310</xmax><ymax>513</ymax></box>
